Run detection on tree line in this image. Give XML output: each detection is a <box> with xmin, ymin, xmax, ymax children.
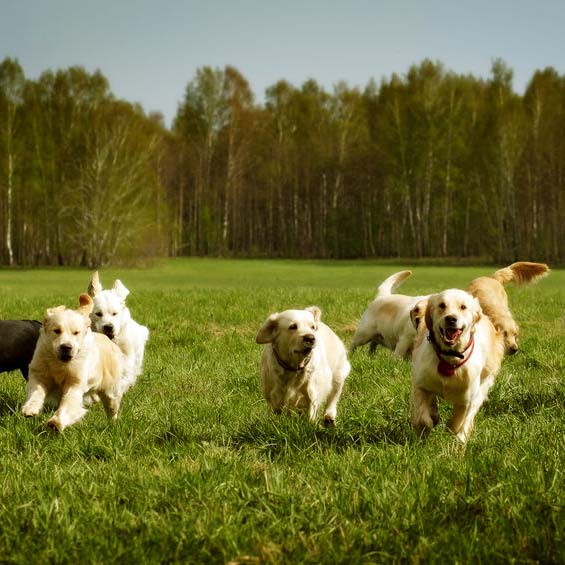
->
<box><xmin>1</xmin><ymin>57</ymin><xmax>563</xmax><ymax>266</ymax></box>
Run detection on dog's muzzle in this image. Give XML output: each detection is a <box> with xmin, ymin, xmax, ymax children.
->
<box><xmin>58</xmin><ymin>344</ymin><xmax>73</xmax><ymax>362</ymax></box>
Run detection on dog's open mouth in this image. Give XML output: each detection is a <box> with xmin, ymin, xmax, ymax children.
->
<box><xmin>440</xmin><ymin>327</ymin><xmax>463</xmax><ymax>345</ymax></box>
<box><xmin>103</xmin><ymin>329</ymin><xmax>115</xmax><ymax>340</ymax></box>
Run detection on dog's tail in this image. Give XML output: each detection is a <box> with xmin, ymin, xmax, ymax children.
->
<box><xmin>491</xmin><ymin>262</ymin><xmax>550</xmax><ymax>286</ymax></box>
<box><xmin>376</xmin><ymin>270</ymin><xmax>413</xmax><ymax>298</ymax></box>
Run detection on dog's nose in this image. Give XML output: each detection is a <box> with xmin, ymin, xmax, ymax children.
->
<box><xmin>508</xmin><ymin>347</ymin><xmax>518</xmax><ymax>355</ymax></box>
<box><xmin>103</xmin><ymin>324</ymin><xmax>113</xmax><ymax>332</ymax></box>
<box><xmin>59</xmin><ymin>344</ymin><xmax>72</xmax><ymax>354</ymax></box>
<box><xmin>303</xmin><ymin>334</ymin><xmax>316</xmax><ymax>345</ymax></box>
<box><xmin>445</xmin><ymin>315</ymin><xmax>457</xmax><ymax>326</ymax></box>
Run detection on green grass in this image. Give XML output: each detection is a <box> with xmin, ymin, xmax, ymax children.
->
<box><xmin>0</xmin><ymin>259</ymin><xmax>563</xmax><ymax>564</ymax></box>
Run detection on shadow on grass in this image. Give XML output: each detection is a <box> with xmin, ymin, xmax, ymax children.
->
<box><xmin>231</xmin><ymin>412</ymin><xmax>414</xmax><ymax>457</ymax></box>
<box><xmin>485</xmin><ymin>384</ymin><xmax>565</xmax><ymax>417</ymax></box>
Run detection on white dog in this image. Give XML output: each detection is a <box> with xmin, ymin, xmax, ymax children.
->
<box><xmin>22</xmin><ymin>294</ymin><xmax>124</xmax><ymax>431</ymax></box>
<box><xmin>350</xmin><ymin>270</ymin><xmax>428</xmax><ymax>358</ymax></box>
<box><xmin>411</xmin><ymin>289</ymin><xmax>504</xmax><ymax>443</ymax></box>
<box><xmin>256</xmin><ymin>306</ymin><xmax>351</xmax><ymax>426</ymax></box>
<box><xmin>87</xmin><ymin>271</ymin><xmax>149</xmax><ymax>394</ymax></box>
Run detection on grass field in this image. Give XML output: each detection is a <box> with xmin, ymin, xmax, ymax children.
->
<box><xmin>0</xmin><ymin>259</ymin><xmax>563</xmax><ymax>564</ymax></box>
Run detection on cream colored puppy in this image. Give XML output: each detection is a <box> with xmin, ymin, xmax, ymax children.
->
<box><xmin>88</xmin><ymin>271</ymin><xmax>149</xmax><ymax>394</ymax></box>
<box><xmin>411</xmin><ymin>289</ymin><xmax>504</xmax><ymax>443</ymax></box>
<box><xmin>350</xmin><ymin>270</ymin><xmax>428</xmax><ymax>358</ymax></box>
<box><xmin>256</xmin><ymin>306</ymin><xmax>350</xmax><ymax>426</ymax></box>
<box><xmin>21</xmin><ymin>294</ymin><xmax>124</xmax><ymax>431</ymax></box>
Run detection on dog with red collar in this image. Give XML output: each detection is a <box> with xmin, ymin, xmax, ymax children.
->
<box><xmin>410</xmin><ymin>289</ymin><xmax>505</xmax><ymax>442</ymax></box>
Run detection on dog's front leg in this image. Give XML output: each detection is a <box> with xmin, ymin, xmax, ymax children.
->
<box><xmin>22</xmin><ymin>377</ymin><xmax>48</xmax><ymax>417</ymax></box>
<box><xmin>48</xmin><ymin>385</ymin><xmax>87</xmax><ymax>431</ymax></box>
<box><xmin>451</xmin><ymin>394</ymin><xmax>484</xmax><ymax>443</ymax></box>
<box><xmin>411</xmin><ymin>387</ymin><xmax>439</xmax><ymax>437</ymax></box>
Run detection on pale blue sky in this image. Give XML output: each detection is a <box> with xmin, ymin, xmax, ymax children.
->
<box><xmin>2</xmin><ymin>0</ymin><xmax>564</xmax><ymax>127</ymax></box>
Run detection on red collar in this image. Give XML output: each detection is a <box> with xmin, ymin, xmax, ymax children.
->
<box><xmin>429</xmin><ymin>332</ymin><xmax>475</xmax><ymax>377</ymax></box>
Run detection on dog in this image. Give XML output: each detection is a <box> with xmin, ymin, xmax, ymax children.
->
<box><xmin>87</xmin><ymin>271</ymin><xmax>149</xmax><ymax>394</ymax></box>
<box><xmin>256</xmin><ymin>306</ymin><xmax>350</xmax><ymax>426</ymax></box>
<box><xmin>0</xmin><ymin>320</ymin><xmax>41</xmax><ymax>379</ymax></box>
<box><xmin>467</xmin><ymin>262</ymin><xmax>550</xmax><ymax>355</ymax></box>
<box><xmin>350</xmin><ymin>270</ymin><xmax>428</xmax><ymax>358</ymax></box>
<box><xmin>21</xmin><ymin>294</ymin><xmax>124</xmax><ymax>431</ymax></box>
<box><xmin>411</xmin><ymin>289</ymin><xmax>504</xmax><ymax>442</ymax></box>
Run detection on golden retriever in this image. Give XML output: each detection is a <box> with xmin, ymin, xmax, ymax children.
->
<box><xmin>467</xmin><ymin>261</ymin><xmax>550</xmax><ymax>355</ymax></box>
<box><xmin>21</xmin><ymin>294</ymin><xmax>124</xmax><ymax>431</ymax></box>
<box><xmin>411</xmin><ymin>289</ymin><xmax>504</xmax><ymax>443</ymax></box>
<box><xmin>350</xmin><ymin>270</ymin><xmax>428</xmax><ymax>358</ymax></box>
<box><xmin>256</xmin><ymin>306</ymin><xmax>350</xmax><ymax>426</ymax></box>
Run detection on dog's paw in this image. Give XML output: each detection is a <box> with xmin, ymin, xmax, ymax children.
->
<box><xmin>47</xmin><ymin>416</ymin><xmax>64</xmax><ymax>432</ymax></box>
<box><xmin>22</xmin><ymin>405</ymin><xmax>39</xmax><ymax>418</ymax></box>
<box><xmin>323</xmin><ymin>416</ymin><xmax>336</xmax><ymax>428</ymax></box>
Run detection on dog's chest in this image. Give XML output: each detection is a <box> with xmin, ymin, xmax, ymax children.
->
<box><xmin>276</xmin><ymin>369</ymin><xmax>311</xmax><ymax>408</ymax></box>
<box><xmin>419</xmin><ymin>356</ymin><xmax>476</xmax><ymax>404</ymax></box>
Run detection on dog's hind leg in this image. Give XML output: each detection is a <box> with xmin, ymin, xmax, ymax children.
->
<box><xmin>99</xmin><ymin>391</ymin><xmax>122</xmax><ymax>420</ymax></box>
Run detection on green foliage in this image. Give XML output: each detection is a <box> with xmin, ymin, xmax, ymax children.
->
<box><xmin>2</xmin><ymin>58</ymin><xmax>565</xmax><ymax>265</ymax></box>
<box><xmin>0</xmin><ymin>259</ymin><xmax>563</xmax><ymax>563</ymax></box>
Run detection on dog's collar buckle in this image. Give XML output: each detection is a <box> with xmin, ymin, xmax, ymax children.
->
<box><xmin>429</xmin><ymin>333</ymin><xmax>475</xmax><ymax>377</ymax></box>
<box><xmin>272</xmin><ymin>346</ymin><xmax>311</xmax><ymax>373</ymax></box>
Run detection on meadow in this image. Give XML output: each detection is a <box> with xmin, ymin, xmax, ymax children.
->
<box><xmin>0</xmin><ymin>258</ymin><xmax>563</xmax><ymax>564</ymax></box>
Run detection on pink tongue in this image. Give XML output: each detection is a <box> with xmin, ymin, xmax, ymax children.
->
<box><xmin>445</xmin><ymin>328</ymin><xmax>461</xmax><ymax>341</ymax></box>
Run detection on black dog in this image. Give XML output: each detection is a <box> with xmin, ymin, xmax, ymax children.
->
<box><xmin>0</xmin><ymin>320</ymin><xmax>41</xmax><ymax>379</ymax></box>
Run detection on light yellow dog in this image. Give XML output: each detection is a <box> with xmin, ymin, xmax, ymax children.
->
<box><xmin>22</xmin><ymin>294</ymin><xmax>124</xmax><ymax>431</ymax></box>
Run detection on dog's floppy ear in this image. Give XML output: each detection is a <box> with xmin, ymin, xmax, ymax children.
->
<box><xmin>256</xmin><ymin>313</ymin><xmax>279</xmax><ymax>344</ymax></box>
<box><xmin>410</xmin><ymin>299</ymin><xmax>427</xmax><ymax>330</ymax></box>
<box><xmin>424</xmin><ymin>298</ymin><xmax>435</xmax><ymax>331</ymax></box>
<box><xmin>78</xmin><ymin>293</ymin><xmax>94</xmax><ymax>317</ymax></box>
<box><xmin>305</xmin><ymin>306</ymin><xmax>322</xmax><ymax>323</ymax></box>
<box><xmin>88</xmin><ymin>271</ymin><xmax>102</xmax><ymax>297</ymax></box>
<box><xmin>112</xmin><ymin>279</ymin><xmax>130</xmax><ymax>301</ymax></box>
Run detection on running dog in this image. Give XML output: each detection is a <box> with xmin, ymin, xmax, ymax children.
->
<box><xmin>350</xmin><ymin>270</ymin><xmax>428</xmax><ymax>358</ymax></box>
<box><xmin>87</xmin><ymin>271</ymin><xmax>149</xmax><ymax>393</ymax></box>
<box><xmin>21</xmin><ymin>294</ymin><xmax>124</xmax><ymax>431</ymax></box>
<box><xmin>256</xmin><ymin>306</ymin><xmax>350</xmax><ymax>426</ymax></box>
<box><xmin>467</xmin><ymin>262</ymin><xmax>549</xmax><ymax>355</ymax></box>
<box><xmin>411</xmin><ymin>289</ymin><xmax>504</xmax><ymax>443</ymax></box>
<box><xmin>0</xmin><ymin>320</ymin><xmax>41</xmax><ymax>379</ymax></box>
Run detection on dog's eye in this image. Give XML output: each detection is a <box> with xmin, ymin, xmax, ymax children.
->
<box><xmin>503</xmin><ymin>331</ymin><xmax>508</xmax><ymax>337</ymax></box>
<box><xmin>53</xmin><ymin>329</ymin><xmax>61</xmax><ymax>335</ymax></box>
<box><xmin>310</xmin><ymin>325</ymin><xmax>315</xmax><ymax>330</ymax></box>
<box><xmin>112</xmin><ymin>312</ymin><xmax>118</xmax><ymax>317</ymax></box>
<box><xmin>460</xmin><ymin>304</ymin><xmax>467</xmax><ymax>310</ymax></box>
<box><xmin>289</xmin><ymin>323</ymin><xmax>297</xmax><ymax>330</ymax></box>
<box><xmin>439</xmin><ymin>302</ymin><xmax>446</xmax><ymax>309</ymax></box>
<box><xmin>96</xmin><ymin>312</ymin><xmax>103</xmax><ymax>317</ymax></box>
<box><xmin>73</xmin><ymin>331</ymin><xmax>80</xmax><ymax>336</ymax></box>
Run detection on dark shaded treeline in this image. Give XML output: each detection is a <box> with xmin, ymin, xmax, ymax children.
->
<box><xmin>1</xmin><ymin>58</ymin><xmax>563</xmax><ymax>266</ymax></box>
